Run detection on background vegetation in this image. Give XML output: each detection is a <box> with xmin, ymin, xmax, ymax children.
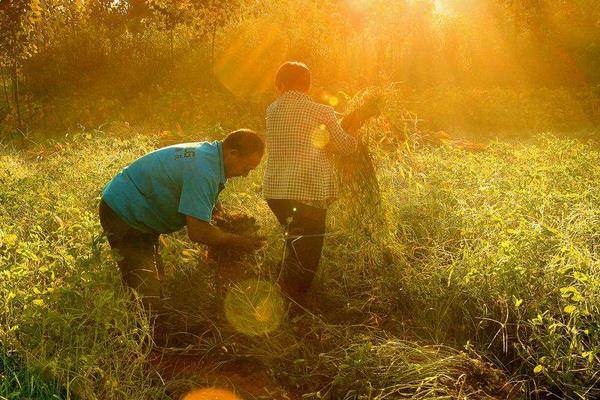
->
<box><xmin>1</xmin><ymin>0</ymin><xmax>600</xmax><ymax>141</ymax></box>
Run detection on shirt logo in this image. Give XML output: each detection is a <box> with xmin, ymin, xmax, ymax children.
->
<box><xmin>174</xmin><ymin>148</ymin><xmax>196</xmax><ymax>160</ymax></box>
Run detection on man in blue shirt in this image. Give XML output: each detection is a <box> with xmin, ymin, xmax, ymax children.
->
<box><xmin>99</xmin><ymin>129</ymin><xmax>265</xmax><ymax>313</ymax></box>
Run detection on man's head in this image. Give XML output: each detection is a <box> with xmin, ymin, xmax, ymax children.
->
<box><xmin>275</xmin><ymin>61</ymin><xmax>311</xmax><ymax>93</ymax></box>
<box><xmin>222</xmin><ymin>129</ymin><xmax>264</xmax><ymax>178</ymax></box>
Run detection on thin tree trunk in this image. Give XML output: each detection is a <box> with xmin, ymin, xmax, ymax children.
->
<box><xmin>12</xmin><ymin>61</ymin><xmax>22</xmax><ymax>131</ymax></box>
<box><xmin>210</xmin><ymin>23</ymin><xmax>216</xmax><ymax>90</ymax></box>
<box><xmin>170</xmin><ymin>27</ymin><xmax>174</xmax><ymax>69</ymax></box>
<box><xmin>1</xmin><ymin>67</ymin><xmax>10</xmax><ymax>109</ymax></box>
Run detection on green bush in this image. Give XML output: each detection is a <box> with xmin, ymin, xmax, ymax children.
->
<box><xmin>389</xmin><ymin>87</ymin><xmax>600</xmax><ymax>136</ymax></box>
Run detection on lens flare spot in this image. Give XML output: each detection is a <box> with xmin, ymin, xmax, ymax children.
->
<box><xmin>310</xmin><ymin>124</ymin><xmax>330</xmax><ymax>149</ymax></box>
<box><xmin>183</xmin><ymin>388</ymin><xmax>241</xmax><ymax>400</ymax></box>
<box><xmin>317</xmin><ymin>90</ymin><xmax>340</xmax><ymax>107</ymax></box>
<box><xmin>328</xmin><ymin>96</ymin><xmax>339</xmax><ymax>107</ymax></box>
<box><xmin>224</xmin><ymin>279</ymin><xmax>284</xmax><ymax>336</ymax></box>
<box><xmin>215</xmin><ymin>18</ymin><xmax>288</xmax><ymax>98</ymax></box>
<box><xmin>318</xmin><ymin>90</ymin><xmax>339</xmax><ymax>107</ymax></box>
<box><xmin>254</xmin><ymin>298</ymin><xmax>273</xmax><ymax>322</ymax></box>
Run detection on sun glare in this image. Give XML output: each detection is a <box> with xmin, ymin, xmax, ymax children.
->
<box><xmin>215</xmin><ymin>18</ymin><xmax>288</xmax><ymax>97</ymax></box>
<box><xmin>347</xmin><ymin>0</ymin><xmax>375</xmax><ymax>13</ymax></box>
<box><xmin>434</xmin><ymin>0</ymin><xmax>453</xmax><ymax>15</ymax></box>
<box><xmin>183</xmin><ymin>388</ymin><xmax>241</xmax><ymax>400</ymax></box>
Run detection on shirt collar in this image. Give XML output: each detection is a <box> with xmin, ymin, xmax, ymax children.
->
<box><xmin>216</xmin><ymin>141</ymin><xmax>227</xmax><ymax>185</ymax></box>
<box><xmin>281</xmin><ymin>90</ymin><xmax>310</xmax><ymax>100</ymax></box>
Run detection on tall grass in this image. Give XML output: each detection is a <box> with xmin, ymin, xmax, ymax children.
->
<box><xmin>1</xmin><ymin>128</ymin><xmax>600</xmax><ymax>398</ymax></box>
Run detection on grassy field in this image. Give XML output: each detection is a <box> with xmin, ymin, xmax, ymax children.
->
<box><xmin>1</xmin><ymin>126</ymin><xmax>600</xmax><ymax>399</ymax></box>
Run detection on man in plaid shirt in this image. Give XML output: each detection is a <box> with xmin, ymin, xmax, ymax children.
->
<box><xmin>264</xmin><ymin>61</ymin><xmax>357</xmax><ymax>313</ymax></box>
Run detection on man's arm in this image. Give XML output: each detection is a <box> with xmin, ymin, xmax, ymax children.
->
<box><xmin>322</xmin><ymin>107</ymin><xmax>357</xmax><ymax>155</ymax></box>
<box><xmin>212</xmin><ymin>201</ymin><xmax>224</xmax><ymax>219</ymax></box>
<box><xmin>186</xmin><ymin>215</ymin><xmax>263</xmax><ymax>251</ymax></box>
<box><xmin>340</xmin><ymin>94</ymin><xmax>381</xmax><ymax>134</ymax></box>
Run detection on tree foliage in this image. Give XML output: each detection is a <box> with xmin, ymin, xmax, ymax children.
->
<box><xmin>1</xmin><ymin>0</ymin><xmax>600</xmax><ymax>136</ymax></box>
<box><xmin>0</xmin><ymin>0</ymin><xmax>42</xmax><ymax>65</ymax></box>
<box><xmin>0</xmin><ymin>0</ymin><xmax>43</xmax><ymax>132</ymax></box>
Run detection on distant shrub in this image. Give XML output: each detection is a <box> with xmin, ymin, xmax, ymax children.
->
<box><xmin>396</xmin><ymin>87</ymin><xmax>600</xmax><ymax>135</ymax></box>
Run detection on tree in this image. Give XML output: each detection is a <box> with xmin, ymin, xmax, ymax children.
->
<box><xmin>0</xmin><ymin>0</ymin><xmax>42</xmax><ymax>134</ymax></box>
<box><xmin>146</xmin><ymin>0</ymin><xmax>242</xmax><ymax>87</ymax></box>
<box><xmin>191</xmin><ymin>0</ymin><xmax>242</xmax><ymax>88</ymax></box>
<box><xmin>147</xmin><ymin>0</ymin><xmax>194</xmax><ymax>66</ymax></box>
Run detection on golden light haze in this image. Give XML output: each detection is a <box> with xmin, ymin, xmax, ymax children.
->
<box><xmin>1</xmin><ymin>0</ymin><xmax>599</xmax><ymax>136</ymax></box>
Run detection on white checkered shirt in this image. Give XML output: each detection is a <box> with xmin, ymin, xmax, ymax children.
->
<box><xmin>264</xmin><ymin>91</ymin><xmax>357</xmax><ymax>205</ymax></box>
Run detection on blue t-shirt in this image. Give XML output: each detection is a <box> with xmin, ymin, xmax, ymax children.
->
<box><xmin>102</xmin><ymin>141</ymin><xmax>226</xmax><ymax>233</ymax></box>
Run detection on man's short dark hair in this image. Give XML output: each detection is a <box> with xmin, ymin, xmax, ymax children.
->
<box><xmin>223</xmin><ymin>129</ymin><xmax>264</xmax><ymax>156</ymax></box>
<box><xmin>275</xmin><ymin>61</ymin><xmax>311</xmax><ymax>92</ymax></box>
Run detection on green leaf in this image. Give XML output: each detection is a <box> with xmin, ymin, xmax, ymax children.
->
<box><xmin>514</xmin><ymin>298</ymin><xmax>523</xmax><ymax>307</ymax></box>
<box><xmin>582</xmin><ymin>351</ymin><xmax>594</xmax><ymax>362</ymax></box>
<box><xmin>5</xmin><ymin>292</ymin><xmax>16</xmax><ymax>304</ymax></box>
<box><xmin>563</xmin><ymin>305</ymin><xmax>577</xmax><ymax>314</ymax></box>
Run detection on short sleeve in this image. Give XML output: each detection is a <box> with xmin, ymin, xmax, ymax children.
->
<box><xmin>322</xmin><ymin>106</ymin><xmax>357</xmax><ymax>155</ymax></box>
<box><xmin>178</xmin><ymin>168</ymin><xmax>217</xmax><ymax>222</ymax></box>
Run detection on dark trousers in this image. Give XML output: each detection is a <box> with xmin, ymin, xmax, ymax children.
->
<box><xmin>266</xmin><ymin>199</ymin><xmax>327</xmax><ymax>310</ymax></box>
<box><xmin>98</xmin><ymin>199</ymin><xmax>163</xmax><ymax>313</ymax></box>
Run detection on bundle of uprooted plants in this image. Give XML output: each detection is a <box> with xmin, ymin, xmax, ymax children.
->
<box><xmin>335</xmin><ymin>85</ymin><xmax>430</xmax><ymax>229</ymax></box>
<box><xmin>337</xmin><ymin>88</ymin><xmax>386</xmax><ymax>235</ymax></box>
<box><xmin>335</xmin><ymin>85</ymin><xmax>488</xmax><ymax>241</ymax></box>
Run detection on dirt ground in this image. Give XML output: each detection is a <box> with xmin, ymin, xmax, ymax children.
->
<box><xmin>151</xmin><ymin>351</ymin><xmax>301</xmax><ymax>400</ymax></box>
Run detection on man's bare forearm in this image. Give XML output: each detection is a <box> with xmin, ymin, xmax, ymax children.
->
<box><xmin>187</xmin><ymin>216</ymin><xmax>234</xmax><ymax>246</ymax></box>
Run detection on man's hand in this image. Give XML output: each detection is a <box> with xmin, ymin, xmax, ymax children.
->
<box><xmin>340</xmin><ymin>113</ymin><xmax>363</xmax><ymax>135</ymax></box>
<box><xmin>340</xmin><ymin>93</ymin><xmax>382</xmax><ymax>135</ymax></box>
<box><xmin>186</xmin><ymin>215</ymin><xmax>265</xmax><ymax>252</ymax></box>
<box><xmin>233</xmin><ymin>233</ymin><xmax>266</xmax><ymax>252</ymax></box>
<box><xmin>186</xmin><ymin>214</ymin><xmax>231</xmax><ymax>246</ymax></box>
